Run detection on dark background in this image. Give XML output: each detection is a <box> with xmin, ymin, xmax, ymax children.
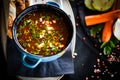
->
<box><xmin>0</xmin><ymin>0</ymin><xmax>120</xmax><ymax>80</ymax></box>
<box><xmin>61</xmin><ymin>0</ymin><xmax>120</xmax><ymax>80</ymax></box>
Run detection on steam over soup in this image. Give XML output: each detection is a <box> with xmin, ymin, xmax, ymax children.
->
<box><xmin>16</xmin><ymin>11</ymin><xmax>69</xmax><ymax>56</ymax></box>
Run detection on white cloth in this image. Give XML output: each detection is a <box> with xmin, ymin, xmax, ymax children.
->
<box><xmin>18</xmin><ymin>75</ymin><xmax>64</xmax><ymax>80</ymax></box>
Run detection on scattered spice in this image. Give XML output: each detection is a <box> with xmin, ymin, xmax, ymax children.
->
<box><xmin>75</xmin><ymin>22</ymin><xmax>79</xmax><ymax>27</ymax></box>
<box><xmin>72</xmin><ymin>0</ymin><xmax>120</xmax><ymax>79</ymax></box>
<box><xmin>82</xmin><ymin>37</ymin><xmax>86</xmax><ymax>40</ymax></box>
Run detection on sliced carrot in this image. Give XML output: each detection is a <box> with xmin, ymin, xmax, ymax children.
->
<box><xmin>102</xmin><ymin>20</ymin><xmax>114</xmax><ymax>42</ymax></box>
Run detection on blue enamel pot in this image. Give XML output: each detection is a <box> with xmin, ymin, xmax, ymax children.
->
<box><xmin>12</xmin><ymin>4</ymin><xmax>74</xmax><ymax>68</ymax></box>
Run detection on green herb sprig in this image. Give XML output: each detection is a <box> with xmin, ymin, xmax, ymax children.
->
<box><xmin>90</xmin><ymin>24</ymin><xmax>119</xmax><ymax>55</ymax></box>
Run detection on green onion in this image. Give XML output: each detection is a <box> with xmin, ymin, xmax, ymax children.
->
<box><xmin>46</xmin><ymin>16</ymin><xmax>50</xmax><ymax>20</ymax></box>
<box><xmin>41</xmin><ymin>16</ymin><xmax>45</xmax><ymax>19</ymax></box>
<box><xmin>24</xmin><ymin>21</ymin><xmax>27</xmax><ymax>26</ymax></box>
<box><xmin>27</xmin><ymin>43</ymin><xmax>30</xmax><ymax>47</ymax></box>
<box><xmin>22</xmin><ymin>43</ymin><xmax>28</xmax><ymax>48</ymax></box>
<box><xmin>16</xmin><ymin>33</ymin><xmax>19</xmax><ymax>37</ymax></box>
<box><xmin>19</xmin><ymin>25</ymin><xmax>24</xmax><ymax>30</ymax></box>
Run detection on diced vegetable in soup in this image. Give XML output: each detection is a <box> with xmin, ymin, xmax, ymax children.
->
<box><xmin>17</xmin><ymin>11</ymin><xmax>69</xmax><ymax>56</ymax></box>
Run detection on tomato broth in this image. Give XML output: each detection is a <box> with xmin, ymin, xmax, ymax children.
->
<box><xmin>16</xmin><ymin>10</ymin><xmax>69</xmax><ymax>56</ymax></box>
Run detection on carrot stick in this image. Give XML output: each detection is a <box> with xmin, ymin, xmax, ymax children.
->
<box><xmin>85</xmin><ymin>0</ymin><xmax>118</xmax><ymax>26</ymax></box>
<box><xmin>102</xmin><ymin>20</ymin><xmax>114</xmax><ymax>42</ymax></box>
<box><xmin>85</xmin><ymin>10</ymin><xmax>120</xmax><ymax>26</ymax></box>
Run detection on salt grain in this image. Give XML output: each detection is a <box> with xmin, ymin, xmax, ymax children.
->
<box><xmin>82</xmin><ymin>37</ymin><xmax>86</xmax><ymax>40</ymax></box>
<box><xmin>76</xmin><ymin>23</ymin><xmax>79</xmax><ymax>27</ymax></box>
<box><xmin>94</xmin><ymin>65</ymin><xmax>96</xmax><ymax>68</ymax></box>
<box><xmin>97</xmin><ymin>58</ymin><xmax>100</xmax><ymax>63</ymax></box>
<box><xmin>99</xmin><ymin>53</ymin><xmax>102</xmax><ymax>55</ymax></box>
<box><xmin>85</xmin><ymin>77</ymin><xmax>88</xmax><ymax>80</ymax></box>
<box><xmin>111</xmin><ymin>74</ymin><xmax>114</xmax><ymax>77</ymax></box>
<box><xmin>96</xmin><ymin>76</ymin><xmax>100</xmax><ymax>79</ymax></box>
<box><xmin>94</xmin><ymin>69</ymin><xmax>101</xmax><ymax>73</ymax></box>
<box><xmin>91</xmin><ymin>75</ymin><xmax>94</xmax><ymax>78</ymax></box>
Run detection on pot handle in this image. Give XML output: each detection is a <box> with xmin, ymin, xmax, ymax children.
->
<box><xmin>22</xmin><ymin>54</ymin><xmax>42</xmax><ymax>68</ymax></box>
<box><xmin>46</xmin><ymin>1</ymin><xmax>60</xmax><ymax>8</ymax></box>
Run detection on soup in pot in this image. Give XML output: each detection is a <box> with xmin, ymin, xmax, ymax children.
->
<box><xmin>16</xmin><ymin>10</ymin><xmax>69</xmax><ymax>56</ymax></box>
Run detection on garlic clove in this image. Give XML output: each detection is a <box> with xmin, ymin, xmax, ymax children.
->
<box><xmin>113</xmin><ymin>18</ymin><xmax>120</xmax><ymax>40</ymax></box>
